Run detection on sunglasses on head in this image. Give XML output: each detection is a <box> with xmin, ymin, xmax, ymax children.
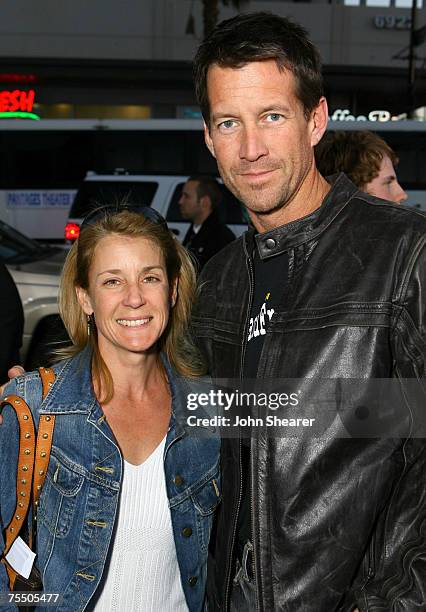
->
<box><xmin>80</xmin><ymin>204</ymin><xmax>168</xmax><ymax>232</ymax></box>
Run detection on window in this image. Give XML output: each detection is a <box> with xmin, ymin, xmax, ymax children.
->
<box><xmin>344</xmin><ymin>0</ymin><xmax>422</xmax><ymax>6</ymax></box>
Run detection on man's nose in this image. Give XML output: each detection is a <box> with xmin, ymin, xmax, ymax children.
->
<box><xmin>239</xmin><ymin>125</ymin><xmax>268</xmax><ymax>162</ymax></box>
<box><xmin>394</xmin><ymin>182</ymin><xmax>407</xmax><ymax>204</ymax></box>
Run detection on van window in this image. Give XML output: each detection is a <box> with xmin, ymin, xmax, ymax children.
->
<box><xmin>69</xmin><ymin>181</ymin><xmax>158</xmax><ymax>218</ymax></box>
<box><xmin>167</xmin><ymin>182</ymin><xmax>248</xmax><ymax>225</ymax></box>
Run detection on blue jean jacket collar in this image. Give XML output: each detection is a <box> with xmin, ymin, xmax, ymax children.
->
<box><xmin>40</xmin><ymin>346</ymin><xmax>195</xmax><ymax>443</ymax></box>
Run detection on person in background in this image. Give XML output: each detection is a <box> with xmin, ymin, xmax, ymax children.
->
<box><xmin>0</xmin><ymin>206</ymin><xmax>220</xmax><ymax>611</ymax></box>
<box><xmin>179</xmin><ymin>175</ymin><xmax>235</xmax><ymax>270</ymax></box>
<box><xmin>0</xmin><ymin>262</ymin><xmax>24</xmax><ymax>384</ymax></box>
<box><xmin>315</xmin><ymin>130</ymin><xmax>407</xmax><ymax>203</ymax></box>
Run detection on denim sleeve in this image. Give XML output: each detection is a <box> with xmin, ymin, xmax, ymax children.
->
<box><xmin>0</xmin><ymin>378</ymin><xmax>23</xmax><ymax>611</ymax></box>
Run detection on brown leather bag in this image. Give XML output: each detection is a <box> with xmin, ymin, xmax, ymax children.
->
<box><xmin>1</xmin><ymin>367</ymin><xmax>56</xmax><ymax>608</ymax></box>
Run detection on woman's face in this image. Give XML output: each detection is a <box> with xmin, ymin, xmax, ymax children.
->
<box><xmin>76</xmin><ymin>234</ymin><xmax>177</xmax><ymax>360</ymax></box>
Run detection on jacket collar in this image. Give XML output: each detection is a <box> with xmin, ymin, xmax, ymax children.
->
<box><xmin>41</xmin><ymin>347</ymin><xmax>98</xmax><ymax>414</ymax></box>
<box><xmin>190</xmin><ymin>210</ymin><xmax>222</xmax><ymax>236</ymax></box>
<box><xmin>162</xmin><ymin>356</ymin><xmax>216</xmax><ymax>437</ymax></box>
<box><xmin>40</xmin><ymin>346</ymin><xmax>202</xmax><ymax>438</ymax></box>
<box><xmin>244</xmin><ymin>173</ymin><xmax>358</xmax><ymax>260</ymax></box>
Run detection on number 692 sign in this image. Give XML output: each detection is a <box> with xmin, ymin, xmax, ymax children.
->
<box><xmin>373</xmin><ymin>15</ymin><xmax>411</xmax><ymax>30</ymax></box>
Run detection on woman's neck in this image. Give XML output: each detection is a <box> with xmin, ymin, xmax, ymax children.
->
<box><xmin>95</xmin><ymin>346</ymin><xmax>167</xmax><ymax>402</ymax></box>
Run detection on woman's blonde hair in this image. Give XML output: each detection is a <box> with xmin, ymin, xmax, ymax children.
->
<box><xmin>59</xmin><ymin>209</ymin><xmax>205</xmax><ymax>402</ymax></box>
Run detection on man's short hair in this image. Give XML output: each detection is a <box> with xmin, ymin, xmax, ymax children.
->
<box><xmin>193</xmin><ymin>12</ymin><xmax>324</xmax><ymax>127</ymax></box>
<box><xmin>315</xmin><ymin>130</ymin><xmax>399</xmax><ymax>189</ymax></box>
<box><xmin>187</xmin><ymin>175</ymin><xmax>223</xmax><ymax>210</ymax></box>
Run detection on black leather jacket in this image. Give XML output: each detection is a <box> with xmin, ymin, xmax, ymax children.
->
<box><xmin>192</xmin><ymin>174</ymin><xmax>426</xmax><ymax>612</ymax></box>
<box><xmin>183</xmin><ymin>210</ymin><xmax>236</xmax><ymax>270</ymax></box>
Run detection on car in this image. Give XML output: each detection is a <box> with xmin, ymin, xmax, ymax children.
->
<box><xmin>65</xmin><ymin>169</ymin><xmax>249</xmax><ymax>242</ymax></box>
<box><xmin>0</xmin><ymin>219</ymin><xmax>68</xmax><ymax>370</ymax></box>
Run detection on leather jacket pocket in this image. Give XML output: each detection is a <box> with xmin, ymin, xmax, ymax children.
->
<box><xmin>37</xmin><ymin>450</ymin><xmax>85</xmax><ymax>539</ymax></box>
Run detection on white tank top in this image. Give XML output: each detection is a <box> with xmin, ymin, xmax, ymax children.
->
<box><xmin>92</xmin><ymin>436</ymin><xmax>189</xmax><ymax>611</ymax></box>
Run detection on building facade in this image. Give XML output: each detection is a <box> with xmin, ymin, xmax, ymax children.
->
<box><xmin>0</xmin><ymin>0</ymin><xmax>425</xmax><ymax>121</ymax></box>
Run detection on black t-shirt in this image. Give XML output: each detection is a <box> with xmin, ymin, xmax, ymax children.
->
<box><xmin>236</xmin><ymin>246</ymin><xmax>289</xmax><ymax>559</ymax></box>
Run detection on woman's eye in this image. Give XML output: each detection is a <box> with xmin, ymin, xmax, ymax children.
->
<box><xmin>104</xmin><ymin>278</ymin><xmax>120</xmax><ymax>286</ymax></box>
<box><xmin>143</xmin><ymin>275</ymin><xmax>160</xmax><ymax>283</ymax></box>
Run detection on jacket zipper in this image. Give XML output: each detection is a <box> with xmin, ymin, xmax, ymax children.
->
<box><xmin>245</xmin><ymin>253</ymin><xmax>261</xmax><ymax>612</ymax></box>
<box><xmin>250</xmin><ymin>436</ymin><xmax>261</xmax><ymax>612</ymax></box>
<box><xmin>239</xmin><ymin>240</ymin><xmax>254</xmax><ymax>378</ymax></box>
<box><xmin>224</xmin><ymin>245</ymin><xmax>255</xmax><ymax>612</ymax></box>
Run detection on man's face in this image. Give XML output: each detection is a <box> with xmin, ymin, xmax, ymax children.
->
<box><xmin>364</xmin><ymin>155</ymin><xmax>407</xmax><ymax>204</ymax></box>
<box><xmin>178</xmin><ymin>180</ymin><xmax>203</xmax><ymax>222</ymax></box>
<box><xmin>204</xmin><ymin>60</ymin><xmax>327</xmax><ymax>227</ymax></box>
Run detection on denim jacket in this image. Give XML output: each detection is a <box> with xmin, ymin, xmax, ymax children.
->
<box><xmin>0</xmin><ymin>348</ymin><xmax>221</xmax><ymax>612</ymax></box>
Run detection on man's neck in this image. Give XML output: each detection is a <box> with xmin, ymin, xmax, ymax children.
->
<box><xmin>249</xmin><ymin>169</ymin><xmax>331</xmax><ymax>234</ymax></box>
<box><xmin>192</xmin><ymin>209</ymin><xmax>211</xmax><ymax>227</ymax></box>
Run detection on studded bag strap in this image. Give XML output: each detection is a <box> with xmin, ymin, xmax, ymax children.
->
<box><xmin>0</xmin><ymin>395</ymin><xmax>36</xmax><ymax>556</ymax></box>
<box><xmin>32</xmin><ymin>368</ymin><xmax>56</xmax><ymax>509</ymax></box>
<box><xmin>1</xmin><ymin>367</ymin><xmax>56</xmax><ymax>586</ymax></box>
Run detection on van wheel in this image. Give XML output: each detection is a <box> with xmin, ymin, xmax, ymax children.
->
<box><xmin>25</xmin><ymin>316</ymin><xmax>70</xmax><ymax>371</ymax></box>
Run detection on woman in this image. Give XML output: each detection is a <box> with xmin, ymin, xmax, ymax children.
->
<box><xmin>0</xmin><ymin>206</ymin><xmax>220</xmax><ymax>611</ymax></box>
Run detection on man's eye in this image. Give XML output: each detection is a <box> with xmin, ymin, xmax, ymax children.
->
<box><xmin>218</xmin><ymin>119</ymin><xmax>236</xmax><ymax>130</ymax></box>
<box><xmin>265</xmin><ymin>113</ymin><xmax>283</xmax><ymax>122</ymax></box>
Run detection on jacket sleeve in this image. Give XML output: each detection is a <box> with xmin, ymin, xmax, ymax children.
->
<box><xmin>392</xmin><ymin>233</ymin><xmax>425</xmax><ymax>379</ymax></box>
<box><xmin>0</xmin><ymin>379</ymin><xmax>24</xmax><ymax>611</ymax></box>
<box><xmin>360</xmin><ymin>234</ymin><xmax>426</xmax><ymax>611</ymax></box>
<box><xmin>358</xmin><ymin>438</ymin><xmax>426</xmax><ymax>611</ymax></box>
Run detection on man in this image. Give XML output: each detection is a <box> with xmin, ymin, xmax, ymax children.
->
<box><xmin>179</xmin><ymin>175</ymin><xmax>235</xmax><ymax>269</ymax></box>
<box><xmin>191</xmin><ymin>12</ymin><xmax>425</xmax><ymax>612</ymax></box>
<box><xmin>315</xmin><ymin>130</ymin><xmax>407</xmax><ymax>203</ymax></box>
<box><xmin>0</xmin><ymin>262</ymin><xmax>24</xmax><ymax>384</ymax></box>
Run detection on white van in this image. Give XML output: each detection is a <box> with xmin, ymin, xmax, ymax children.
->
<box><xmin>65</xmin><ymin>170</ymin><xmax>249</xmax><ymax>243</ymax></box>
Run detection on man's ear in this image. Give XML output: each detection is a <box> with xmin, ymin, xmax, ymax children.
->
<box><xmin>204</xmin><ymin>121</ymin><xmax>216</xmax><ymax>159</ymax></box>
<box><xmin>75</xmin><ymin>286</ymin><xmax>94</xmax><ymax>316</ymax></box>
<box><xmin>200</xmin><ymin>194</ymin><xmax>213</xmax><ymax>214</ymax></box>
<box><xmin>310</xmin><ymin>97</ymin><xmax>328</xmax><ymax>147</ymax></box>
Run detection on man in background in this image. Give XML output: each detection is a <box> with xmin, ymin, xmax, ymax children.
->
<box><xmin>315</xmin><ymin>130</ymin><xmax>407</xmax><ymax>203</ymax></box>
<box><xmin>0</xmin><ymin>262</ymin><xmax>24</xmax><ymax>383</ymax></box>
<box><xmin>179</xmin><ymin>174</ymin><xmax>235</xmax><ymax>269</ymax></box>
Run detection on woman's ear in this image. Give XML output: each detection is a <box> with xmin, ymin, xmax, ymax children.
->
<box><xmin>75</xmin><ymin>286</ymin><xmax>94</xmax><ymax>316</ymax></box>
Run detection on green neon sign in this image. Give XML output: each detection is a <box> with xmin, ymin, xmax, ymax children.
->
<box><xmin>0</xmin><ymin>111</ymin><xmax>40</xmax><ymax>120</ymax></box>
